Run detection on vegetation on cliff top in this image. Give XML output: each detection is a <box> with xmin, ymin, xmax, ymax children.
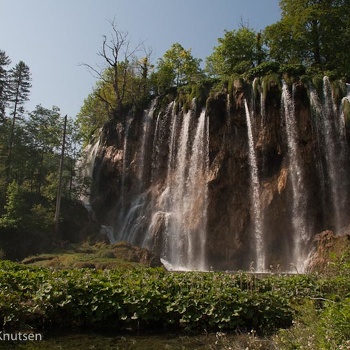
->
<box><xmin>76</xmin><ymin>0</ymin><xmax>350</xmax><ymax>144</ymax></box>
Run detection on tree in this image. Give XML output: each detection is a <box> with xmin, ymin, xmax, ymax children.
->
<box><xmin>0</xmin><ymin>51</ymin><xmax>11</xmax><ymax>203</ymax></box>
<box><xmin>265</xmin><ymin>0</ymin><xmax>350</xmax><ymax>76</ymax></box>
<box><xmin>6</xmin><ymin>61</ymin><xmax>31</xmax><ymax>182</ymax></box>
<box><xmin>0</xmin><ymin>50</ymin><xmax>11</xmax><ymax>122</ymax></box>
<box><xmin>154</xmin><ymin>43</ymin><xmax>202</xmax><ymax>91</ymax></box>
<box><xmin>0</xmin><ymin>181</ymin><xmax>26</xmax><ymax>229</ymax></box>
<box><xmin>76</xmin><ymin>90</ymin><xmax>111</xmax><ymax>146</ymax></box>
<box><xmin>205</xmin><ymin>25</ymin><xmax>266</xmax><ymax>78</ymax></box>
<box><xmin>83</xmin><ymin>19</ymin><xmax>152</xmax><ymax>118</ymax></box>
<box><xmin>24</xmin><ymin>105</ymin><xmax>62</xmax><ymax>195</ymax></box>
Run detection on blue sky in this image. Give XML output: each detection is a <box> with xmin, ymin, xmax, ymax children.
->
<box><xmin>0</xmin><ymin>0</ymin><xmax>281</xmax><ymax>119</ymax></box>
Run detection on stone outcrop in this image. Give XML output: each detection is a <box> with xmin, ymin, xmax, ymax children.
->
<box><xmin>307</xmin><ymin>229</ymin><xmax>350</xmax><ymax>273</ymax></box>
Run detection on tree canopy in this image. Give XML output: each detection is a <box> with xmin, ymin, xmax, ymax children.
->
<box><xmin>265</xmin><ymin>0</ymin><xmax>350</xmax><ymax>76</ymax></box>
<box><xmin>153</xmin><ymin>43</ymin><xmax>203</xmax><ymax>91</ymax></box>
<box><xmin>205</xmin><ymin>25</ymin><xmax>266</xmax><ymax>78</ymax></box>
<box><xmin>0</xmin><ymin>51</ymin><xmax>86</xmax><ymax>258</ymax></box>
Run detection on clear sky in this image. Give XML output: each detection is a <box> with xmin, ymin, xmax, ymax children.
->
<box><xmin>0</xmin><ymin>0</ymin><xmax>281</xmax><ymax>119</ymax></box>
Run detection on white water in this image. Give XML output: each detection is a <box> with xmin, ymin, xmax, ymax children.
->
<box><xmin>120</xmin><ymin>116</ymin><xmax>134</xmax><ymax>214</ymax></box>
<box><xmin>165</xmin><ymin>109</ymin><xmax>191</xmax><ymax>267</ymax></box>
<box><xmin>116</xmin><ymin>100</ymin><xmax>209</xmax><ymax>271</ymax></box>
<box><xmin>309</xmin><ymin>77</ymin><xmax>348</xmax><ymax>233</ymax></box>
<box><xmin>309</xmin><ymin>88</ymin><xmax>328</xmax><ymax>216</ymax></box>
<box><xmin>76</xmin><ymin>138</ymin><xmax>101</xmax><ymax>211</ymax></box>
<box><xmin>281</xmin><ymin>82</ymin><xmax>308</xmax><ymax>272</ymax></box>
<box><xmin>244</xmin><ymin>99</ymin><xmax>265</xmax><ymax>272</ymax></box>
<box><xmin>85</xmin><ymin>81</ymin><xmax>350</xmax><ymax>272</ymax></box>
<box><xmin>138</xmin><ymin>99</ymin><xmax>158</xmax><ymax>189</ymax></box>
<box><xmin>117</xmin><ymin>102</ymin><xmax>157</xmax><ymax>244</ymax></box>
<box><xmin>185</xmin><ymin>109</ymin><xmax>209</xmax><ymax>270</ymax></box>
<box><xmin>147</xmin><ymin>105</ymin><xmax>208</xmax><ymax>271</ymax></box>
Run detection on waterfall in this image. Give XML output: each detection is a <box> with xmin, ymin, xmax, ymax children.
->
<box><xmin>184</xmin><ymin>109</ymin><xmax>209</xmax><ymax>270</ymax></box>
<box><xmin>281</xmin><ymin>82</ymin><xmax>308</xmax><ymax>272</ymax></box>
<box><xmin>309</xmin><ymin>77</ymin><xmax>349</xmax><ymax>232</ymax></box>
<box><xmin>137</xmin><ymin>98</ymin><xmax>158</xmax><ymax>190</ymax></box>
<box><xmin>76</xmin><ymin>137</ymin><xmax>100</xmax><ymax>211</ymax></box>
<box><xmin>244</xmin><ymin>99</ymin><xmax>265</xmax><ymax>272</ymax></box>
<box><xmin>161</xmin><ymin>107</ymin><xmax>209</xmax><ymax>271</ymax></box>
<box><xmin>117</xmin><ymin>102</ymin><xmax>157</xmax><ymax>244</ymax></box>
<box><xmin>88</xmin><ymin>79</ymin><xmax>350</xmax><ymax>272</ymax></box>
<box><xmin>114</xmin><ymin>99</ymin><xmax>209</xmax><ymax>271</ymax></box>
<box><xmin>120</xmin><ymin>115</ymin><xmax>134</xmax><ymax>215</ymax></box>
<box><xmin>309</xmin><ymin>88</ymin><xmax>328</xmax><ymax>217</ymax></box>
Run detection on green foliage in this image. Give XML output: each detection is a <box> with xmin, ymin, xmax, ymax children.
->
<box><xmin>273</xmin><ymin>297</ymin><xmax>350</xmax><ymax>350</ymax></box>
<box><xmin>177</xmin><ymin>81</ymin><xmax>211</xmax><ymax>111</ymax></box>
<box><xmin>273</xmin><ymin>247</ymin><xmax>350</xmax><ymax>349</ymax></box>
<box><xmin>0</xmin><ymin>262</ymin><xmax>296</xmax><ymax>334</ymax></box>
<box><xmin>279</xmin><ymin>63</ymin><xmax>306</xmax><ymax>77</ymax></box>
<box><xmin>76</xmin><ymin>91</ymin><xmax>110</xmax><ymax>146</ymax></box>
<box><xmin>264</xmin><ymin>0</ymin><xmax>350</xmax><ymax>77</ymax></box>
<box><xmin>206</xmin><ymin>26</ymin><xmax>266</xmax><ymax>78</ymax></box>
<box><xmin>0</xmin><ymin>258</ymin><xmax>349</xmax><ymax>345</ymax></box>
<box><xmin>319</xmin><ymin>298</ymin><xmax>350</xmax><ymax>349</ymax></box>
<box><xmin>245</xmin><ymin>61</ymin><xmax>280</xmax><ymax>80</ymax></box>
<box><xmin>0</xmin><ymin>181</ymin><xmax>25</xmax><ymax>229</ymax></box>
<box><xmin>154</xmin><ymin>43</ymin><xmax>203</xmax><ymax>93</ymax></box>
<box><xmin>0</xmin><ymin>50</ymin><xmax>11</xmax><ymax>121</ymax></box>
<box><xmin>6</xmin><ymin>61</ymin><xmax>32</xmax><ymax>182</ymax></box>
<box><xmin>0</xmin><ymin>182</ymin><xmax>55</xmax><ymax>231</ymax></box>
<box><xmin>330</xmin><ymin>79</ymin><xmax>348</xmax><ymax>106</ymax></box>
<box><xmin>261</xmin><ymin>73</ymin><xmax>282</xmax><ymax>99</ymax></box>
<box><xmin>7</xmin><ymin>61</ymin><xmax>31</xmax><ymax>110</ymax></box>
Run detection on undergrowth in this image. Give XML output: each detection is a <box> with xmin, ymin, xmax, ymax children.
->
<box><xmin>0</xmin><ymin>248</ymin><xmax>349</xmax><ymax>348</ymax></box>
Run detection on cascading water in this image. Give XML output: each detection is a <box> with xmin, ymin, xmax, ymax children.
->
<box><xmin>244</xmin><ymin>99</ymin><xmax>265</xmax><ymax>272</ymax></box>
<box><xmin>77</xmin><ymin>137</ymin><xmax>101</xmax><ymax>211</ymax></box>
<box><xmin>87</xmin><ymin>78</ymin><xmax>350</xmax><ymax>272</ymax></box>
<box><xmin>137</xmin><ymin>98</ymin><xmax>158</xmax><ymax>190</ymax></box>
<box><xmin>160</xmin><ymin>106</ymin><xmax>209</xmax><ymax>271</ymax></box>
<box><xmin>113</xmin><ymin>99</ymin><xmax>209</xmax><ymax>270</ymax></box>
<box><xmin>182</xmin><ymin>108</ymin><xmax>208</xmax><ymax>270</ymax></box>
<box><xmin>309</xmin><ymin>88</ymin><xmax>328</xmax><ymax>216</ymax></box>
<box><xmin>117</xmin><ymin>101</ymin><xmax>157</xmax><ymax>245</ymax></box>
<box><xmin>119</xmin><ymin>115</ymin><xmax>135</xmax><ymax>221</ymax></box>
<box><xmin>281</xmin><ymin>82</ymin><xmax>309</xmax><ymax>272</ymax></box>
<box><xmin>309</xmin><ymin>77</ymin><xmax>349</xmax><ymax>233</ymax></box>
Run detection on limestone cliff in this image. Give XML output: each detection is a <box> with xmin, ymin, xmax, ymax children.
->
<box><xmin>88</xmin><ymin>77</ymin><xmax>350</xmax><ymax>272</ymax></box>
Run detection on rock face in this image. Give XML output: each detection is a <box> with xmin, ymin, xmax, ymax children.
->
<box><xmin>307</xmin><ymin>229</ymin><xmax>350</xmax><ymax>273</ymax></box>
<box><xmin>89</xmin><ymin>77</ymin><xmax>350</xmax><ymax>272</ymax></box>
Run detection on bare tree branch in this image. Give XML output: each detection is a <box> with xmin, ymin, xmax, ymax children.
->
<box><xmin>81</xmin><ymin>18</ymin><xmax>153</xmax><ymax>118</ymax></box>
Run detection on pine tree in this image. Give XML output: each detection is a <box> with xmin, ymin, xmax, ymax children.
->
<box><xmin>6</xmin><ymin>61</ymin><xmax>31</xmax><ymax>182</ymax></box>
<box><xmin>0</xmin><ymin>50</ymin><xmax>11</xmax><ymax>122</ymax></box>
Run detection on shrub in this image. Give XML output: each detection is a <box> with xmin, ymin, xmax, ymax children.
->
<box><xmin>245</xmin><ymin>61</ymin><xmax>280</xmax><ymax>80</ymax></box>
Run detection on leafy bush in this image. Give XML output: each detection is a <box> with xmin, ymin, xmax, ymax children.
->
<box><xmin>245</xmin><ymin>61</ymin><xmax>280</xmax><ymax>80</ymax></box>
<box><xmin>1</xmin><ymin>260</ymin><xmax>349</xmax><ymax>342</ymax></box>
<box><xmin>272</xmin><ymin>247</ymin><xmax>350</xmax><ymax>349</ymax></box>
<box><xmin>319</xmin><ymin>298</ymin><xmax>350</xmax><ymax>349</ymax></box>
<box><xmin>0</xmin><ymin>261</ymin><xmax>295</xmax><ymax>334</ymax></box>
<box><xmin>261</xmin><ymin>73</ymin><xmax>282</xmax><ymax>99</ymax></box>
<box><xmin>273</xmin><ymin>297</ymin><xmax>350</xmax><ymax>350</ymax></box>
<box><xmin>279</xmin><ymin>64</ymin><xmax>306</xmax><ymax>77</ymax></box>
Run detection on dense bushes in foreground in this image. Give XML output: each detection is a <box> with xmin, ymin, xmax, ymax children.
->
<box><xmin>0</xmin><ymin>260</ymin><xmax>349</xmax><ymax>346</ymax></box>
<box><xmin>0</xmin><ymin>261</ymin><xmax>298</xmax><ymax>333</ymax></box>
